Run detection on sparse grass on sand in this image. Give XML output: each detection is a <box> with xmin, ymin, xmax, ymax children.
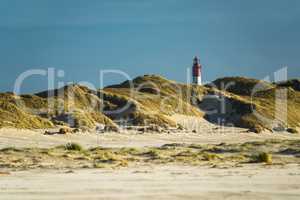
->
<box><xmin>250</xmin><ymin>152</ymin><xmax>273</xmax><ymax>164</ymax></box>
<box><xmin>0</xmin><ymin>139</ymin><xmax>300</xmax><ymax>170</ymax></box>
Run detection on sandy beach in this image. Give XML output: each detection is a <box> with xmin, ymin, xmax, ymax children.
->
<box><xmin>1</xmin><ymin>1</ymin><xmax>300</xmax><ymax>199</ymax></box>
<box><xmin>0</xmin><ymin>126</ymin><xmax>300</xmax><ymax>199</ymax></box>
<box><xmin>0</xmin><ymin>126</ymin><xmax>299</xmax><ymax>149</ymax></box>
<box><xmin>1</xmin><ymin>164</ymin><xmax>300</xmax><ymax>200</ymax></box>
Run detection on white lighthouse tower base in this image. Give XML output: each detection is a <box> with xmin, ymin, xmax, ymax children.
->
<box><xmin>193</xmin><ymin>76</ymin><xmax>202</xmax><ymax>85</ymax></box>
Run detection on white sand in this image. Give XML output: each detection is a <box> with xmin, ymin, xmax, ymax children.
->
<box><xmin>0</xmin><ymin>127</ymin><xmax>299</xmax><ymax>149</ymax></box>
<box><xmin>1</xmin><ymin>114</ymin><xmax>299</xmax><ymax>149</ymax></box>
<box><xmin>1</xmin><ymin>164</ymin><xmax>300</xmax><ymax>200</ymax></box>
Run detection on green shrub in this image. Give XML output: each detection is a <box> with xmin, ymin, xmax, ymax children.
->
<box><xmin>64</xmin><ymin>143</ymin><xmax>83</xmax><ymax>151</ymax></box>
<box><xmin>202</xmin><ymin>153</ymin><xmax>219</xmax><ymax>161</ymax></box>
<box><xmin>287</xmin><ymin>128</ymin><xmax>298</xmax><ymax>134</ymax></box>
<box><xmin>252</xmin><ymin>152</ymin><xmax>272</xmax><ymax>164</ymax></box>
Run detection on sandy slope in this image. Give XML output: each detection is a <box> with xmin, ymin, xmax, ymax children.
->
<box><xmin>1</xmin><ymin>164</ymin><xmax>300</xmax><ymax>200</ymax></box>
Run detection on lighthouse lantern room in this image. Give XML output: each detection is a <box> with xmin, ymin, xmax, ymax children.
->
<box><xmin>192</xmin><ymin>56</ymin><xmax>202</xmax><ymax>85</ymax></box>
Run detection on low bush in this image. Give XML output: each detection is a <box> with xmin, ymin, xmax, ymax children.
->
<box><xmin>287</xmin><ymin>128</ymin><xmax>298</xmax><ymax>134</ymax></box>
<box><xmin>202</xmin><ymin>153</ymin><xmax>219</xmax><ymax>161</ymax></box>
<box><xmin>64</xmin><ymin>143</ymin><xmax>83</xmax><ymax>151</ymax></box>
<box><xmin>251</xmin><ymin>152</ymin><xmax>272</xmax><ymax>164</ymax></box>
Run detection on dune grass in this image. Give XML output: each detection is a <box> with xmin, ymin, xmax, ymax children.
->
<box><xmin>251</xmin><ymin>152</ymin><xmax>272</xmax><ymax>164</ymax></box>
<box><xmin>0</xmin><ymin>139</ymin><xmax>299</xmax><ymax>170</ymax></box>
<box><xmin>1</xmin><ymin>75</ymin><xmax>300</xmax><ymax>131</ymax></box>
<box><xmin>209</xmin><ymin>77</ymin><xmax>300</xmax><ymax>131</ymax></box>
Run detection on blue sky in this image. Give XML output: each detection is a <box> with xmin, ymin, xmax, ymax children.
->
<box><xmin>0</xmin><ymin>0</ymin><xmax>300</xmax><ymax>93</ymax></box>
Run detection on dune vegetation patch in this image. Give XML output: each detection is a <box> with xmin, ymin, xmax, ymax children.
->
<box><xmin>207</xmin><ymin>77</ymin><xmax>300</xmax><ymax>132</ymax></box>
<box><xmin>0</xmin><ymin>139</ymin><xmax>299</xmax><ymax>170</ymax></box>
<box><xmin>250</xmin><ymin>152</ymin><xmax>273</xmax><ymax>164</ymax></box>
<box><xmin>64</xmin><ymin>143</ymin><xmax>84</xmax><ymax>151</ymax></box>
<box><xmin>1</xmin><ymin>75</ymin><xmax>300</xmax><ymax>132</ymax></box>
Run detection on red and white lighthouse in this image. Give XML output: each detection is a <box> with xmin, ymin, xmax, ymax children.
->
<box><xmin>192</xmin><ymin>56</ymin><xmax>202</xmax><ymax>85</ymax></box>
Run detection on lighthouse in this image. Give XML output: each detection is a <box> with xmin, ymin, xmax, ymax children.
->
<box><xmin>192</xmin><ymin>56</ymin><xmax>202</xmax><ymax>85</ymax></box>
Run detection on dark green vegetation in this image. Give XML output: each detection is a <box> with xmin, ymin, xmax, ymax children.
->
<box><xmin>207</xmin><ymin>76</ymin><xmax>300</xmax><ymax>131</ymax></box>
<box><xmin>0</xmin><ymin>75</ymin><xmax>299</xmax><ymax>132</ymax></box>
<box><xmin>64</xmin><ymin>143</ymin><xmax>84</xmax><ymax>151</ymax></box>
<box><xmin>0</xmin><ymin>140</ymin><xmax>299</xmax><ymax>170</ymax></box>
<box><xmin>277</xmin><ymin>79</ymin><xmax>300</xmax><ymax>91</ymax></box>
<box><xmin>250</xmin><ymin>152</ymin><xmax>273</xmax><ymax>164</ymax></box>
